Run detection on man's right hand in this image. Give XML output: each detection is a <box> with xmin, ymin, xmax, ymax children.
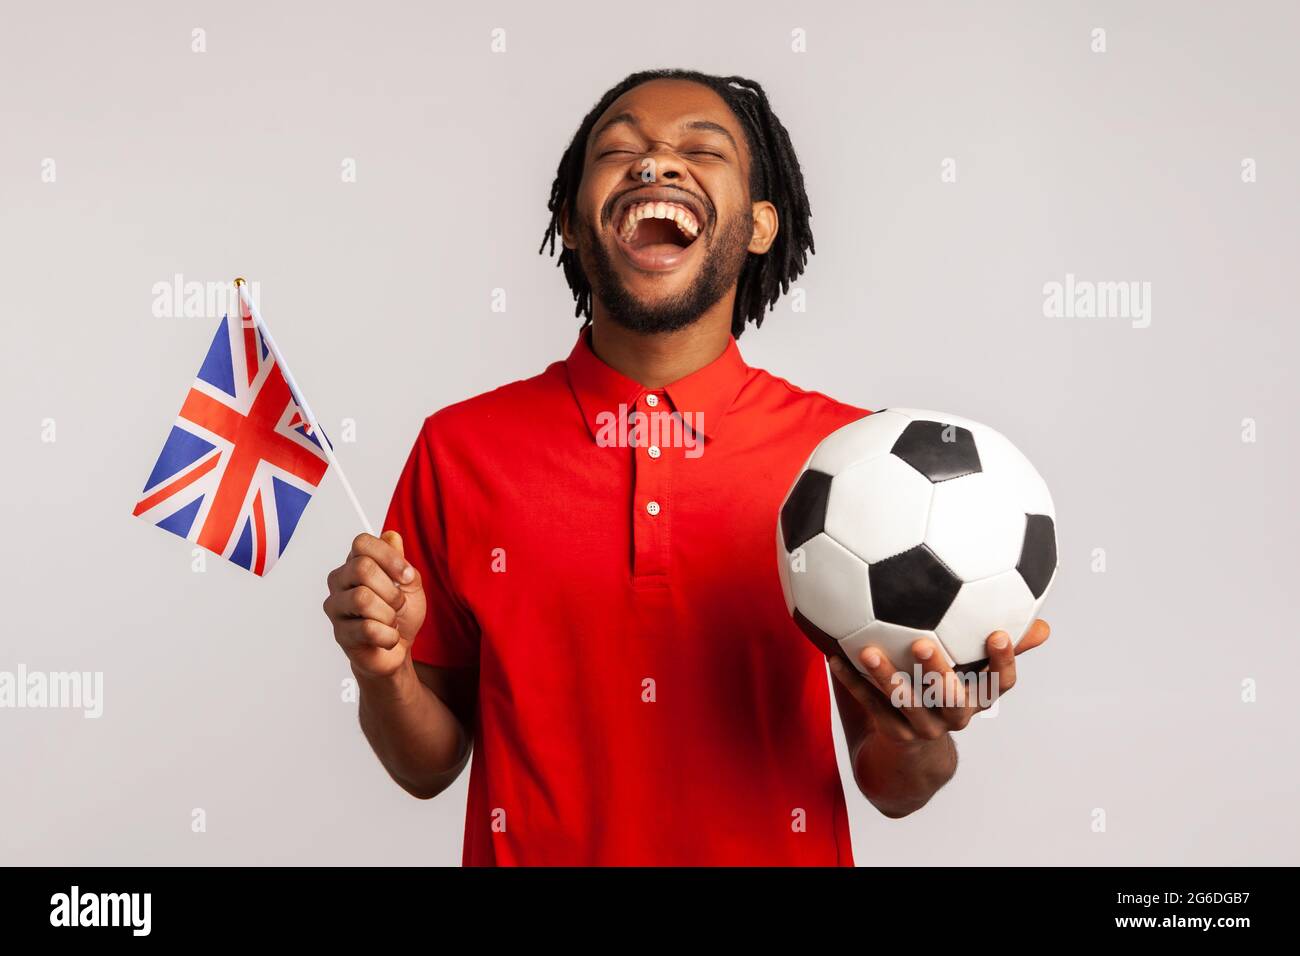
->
<box><xmin>324</xmin><ymin>531</ymin><xmax>427</xmax><ymax>679</ymax></box>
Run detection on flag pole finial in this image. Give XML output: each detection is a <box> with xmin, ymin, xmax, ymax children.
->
<box><xmin>233</xmin><ymin>276</ymin><xmax>246</xmax><ymax>287</ymax></box>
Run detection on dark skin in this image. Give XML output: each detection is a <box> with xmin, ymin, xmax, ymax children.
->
<box><xmin>561</xmin><ymin>80</ymin><xmax>779</xmax><ymax>385</ymax></box>
<box><xmin>322</xmin><ymin>78</ymin><xmax>1051</xmax><ymax>819</ymax></box>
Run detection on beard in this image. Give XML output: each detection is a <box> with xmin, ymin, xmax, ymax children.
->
<box><xmin>579</xmin><ymin>211</ymin><xmax>752</xmax><ymax>335</ymax></box>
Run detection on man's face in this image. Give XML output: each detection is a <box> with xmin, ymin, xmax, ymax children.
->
<box><xmin>563</xmin><ymin>79</ymin><xmax>773</xmax><ymax>334</ymax></box>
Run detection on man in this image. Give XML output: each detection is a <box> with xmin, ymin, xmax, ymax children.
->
<box><xmin>322</xmin><ymin>69</ymin><xmax>1051</xmax><ymax>866</ymax></box>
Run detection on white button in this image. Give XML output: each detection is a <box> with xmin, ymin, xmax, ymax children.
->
<box><xmin>646</xmin><ymin>501</ymin><xmax>661</xmax><ymax>516</ymax></box>
<box><xmin>645</xmin><ymin>393</ymin><xmax>660</xmax><ymax>407</ymax></box>
<box><xmin>647</xmin><ymin>445</ymin><xmax>661</xmax><ymax>459</ymax></box>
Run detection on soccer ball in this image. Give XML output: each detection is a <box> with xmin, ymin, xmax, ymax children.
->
<box><xmin>776</xmin><ymin>409</ymin><xmax>1057</xmax><ymax>674</ymax></box>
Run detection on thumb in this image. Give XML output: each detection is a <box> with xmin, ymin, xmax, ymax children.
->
<box><xmin>380</xmin><ymin>530</ymin><xmax>420</xmax><ymax>591</ymax></box>
<box><xmin>382</xmin><ymin>529</ymin><xmax>405</xmax><ymax>558</ymax></box>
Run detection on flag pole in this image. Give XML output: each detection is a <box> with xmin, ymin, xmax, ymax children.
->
<box><xmin>234</xmin><ymin>278</ymin><xmax>375</xmax><ymax>535</ymax></box>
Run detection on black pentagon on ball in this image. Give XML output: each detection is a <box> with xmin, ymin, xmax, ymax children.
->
<box><xmin>869</xmin><ymin>544</ymin><xmax>963</xmax><ymax>631</ymax></box>
<box><xmin>890</xmin><ymin>420</ymin><xmax>981</xmax><ymax>482</ymax></box>
<box><xmin>780</xmin><ymin>469</ymin><xmax>832</xmax><ymax>551</ymax></box>
<box><xmin>1017</xmin><ymin>514</ymin><xmax>1057</xmax><ymax>598</ymax></box>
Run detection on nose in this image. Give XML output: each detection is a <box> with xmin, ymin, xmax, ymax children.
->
<box><xmin>627</xmin><ymin>144</ymin><xmax>689</xmax><ymax>184</ymax></box>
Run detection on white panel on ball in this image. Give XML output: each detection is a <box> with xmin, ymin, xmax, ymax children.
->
<box><xmin>840</xmin><ymin>619</ymin><xmax>954</xmax><ymax>674</ymax></box>
<box><xmin>808</xmin><ymin>410</ymin><xmax>911</xmax><ymax>475</ymax></box>
<box><xmin>925</xmin><ymin>472</ymin><xmax>1025</xmax><ymax>581</ymax></box>
<box><xmin>824</xmin><ymin>454</ymin><xmax>933</xmax><ymax>564</ymax></box>
<box><xmin>973</xmin><ymin>427</ymin><xmax>1055</xmax><ymax>518</ymax></box>
<box><xmin>934</xmin><ymin>570</ymin><xmax>1036</xmax><ymax>665</ymax></box>
<box><xmin>890</xmin><ymin>408</ymin><xmax>983</xmax><ymax>431</ymax></box>
<box><xmin>788</xmin><ymin>533</ymin><xmax>873</xmax><ymax>640</ymax></box>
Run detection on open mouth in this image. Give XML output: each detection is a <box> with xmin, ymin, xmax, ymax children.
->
<box><xmin>613</xmin><ymin>196</ymin><xmax>703</xmax><ymax>272</ymax></box>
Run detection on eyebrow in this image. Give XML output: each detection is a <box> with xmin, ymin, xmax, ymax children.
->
<box><xmin>592</xmin><ymin>113</ymin><xmax>739</xmax><ymax>151</ymax></box>
<box><xmin>681</xmin><ymin>120</ymin><xmax>738</xmax><ymax>150</ymax></box>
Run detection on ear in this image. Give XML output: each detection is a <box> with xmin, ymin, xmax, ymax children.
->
<box><xmin>747</xmin><ymin>200</ymin><xmax>778</xmax><ymax>255</ymax></box>
<box><xmin>560</xmin><ymin>203</ymin><xmax>577</xmax><ymax>250</ymax></box>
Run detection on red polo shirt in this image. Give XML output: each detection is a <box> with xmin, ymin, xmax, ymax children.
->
<box><xmin>384</xmin><ymin>329</ymin><xmax>868</xmax><ymax>865</ymax></box>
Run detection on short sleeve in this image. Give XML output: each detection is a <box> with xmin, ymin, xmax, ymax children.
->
<box><xmin>383</xmin><ymin>421</ymin><xmax>480</xmax><ymax>668</ymax></box>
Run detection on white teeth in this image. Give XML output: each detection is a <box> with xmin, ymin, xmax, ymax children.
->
<box><xmin>673</xmin><ymin>209</ymin><xmax>700</xmax><ymax>238</ymax></box>
<box><xmin>619</xmin><ymin>200</ymin><xmax>700</xmax><ymax>242</ymax></box>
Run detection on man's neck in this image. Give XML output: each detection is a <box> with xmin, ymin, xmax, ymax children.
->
<box><xmin>588</xmin><ymin>311</ymin><xmax>733</xmax><ymax>388</ymax></box>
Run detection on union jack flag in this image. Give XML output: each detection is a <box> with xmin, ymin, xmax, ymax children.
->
<box><xmin>134</xmin><ymin>298</ymin><xmax>329</xmax><ymax>575</ymax></box>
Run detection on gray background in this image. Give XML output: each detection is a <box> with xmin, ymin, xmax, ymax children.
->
<box><xmin>2</xmin><ymin>0</ymin><xmax>1297</xmax><ymax>865</ymax></box>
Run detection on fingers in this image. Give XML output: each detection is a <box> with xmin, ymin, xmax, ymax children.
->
<box><xmin>325</xmin><ymin>531</ymin><xmax>424</xmax><ymax>626</ymax></box>
<box><xmin>970</xmin><ymin>620</ymin><xmax>1048</xmax><ymax>709</ymax></box>
<box><xmin>912</xmin><ymin>639</ymin><xmax>975</xmax><ymax>731</ymax></box>
<box><xmin>324</xmin><ymin>585</ymin><xmax>398</xmax><ymax>627</ymax></box>
<box><xmin>827</xmin><ymin>653</ymin><xmax>876</xmax><ymax>709</ymax></box>
<box><xmin>828</xmin><ymin>654</ymin><xmax>917</xmax><ymax>744</ymax></box>
<box><xmin>348</xmin><ymin>532</ymin><xmax>416</xmax><ymax>588</ymax></box>
<box><xmin>323</xmin><ymin>532</ymin><xmax>423</xmax><ymax>676</ymax></box>
<box><xmin>327</xmin><ymin>554</ymin><xmax>405</xmax><ymax>608</ymax></box>
<box><xmin>853</xmin><ymin>646</ymin><xmax>903</xmax><ymax>701</ymax></box>
<box><xmin>982</xmin><ymin>631</ymin><xmax>1016</xmax><ymax>704</ymax></box>
<box><xmin>838</xmin><ymin>622</ymin><xmax>1048</xmax><ymax>735</ymax></box>
<box><xmin>855</xmin><ymin>645</ymin><xmax>950</xmax><ymax>741</ymax></box>
<box><xmin>1014</xmin><ymin>618</ymin><xmax>1050</xmax><ymax>654</ymax></box>
<box><xmin>333</xmin><ymin>617</ymin><xmax>402</xmax><ymax>653</ymax></box>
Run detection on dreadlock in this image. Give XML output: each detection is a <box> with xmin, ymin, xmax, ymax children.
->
<box><xmin>539</xmin><ymin>69</ymin><xmax>813</xmax><ymax>339</ymax></box>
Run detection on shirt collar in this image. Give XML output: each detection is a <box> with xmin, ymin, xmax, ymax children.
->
<box><xmin>564</xmin><ymin>327</ymin><xmax>750</xmax><ymax>443</ymax></box>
